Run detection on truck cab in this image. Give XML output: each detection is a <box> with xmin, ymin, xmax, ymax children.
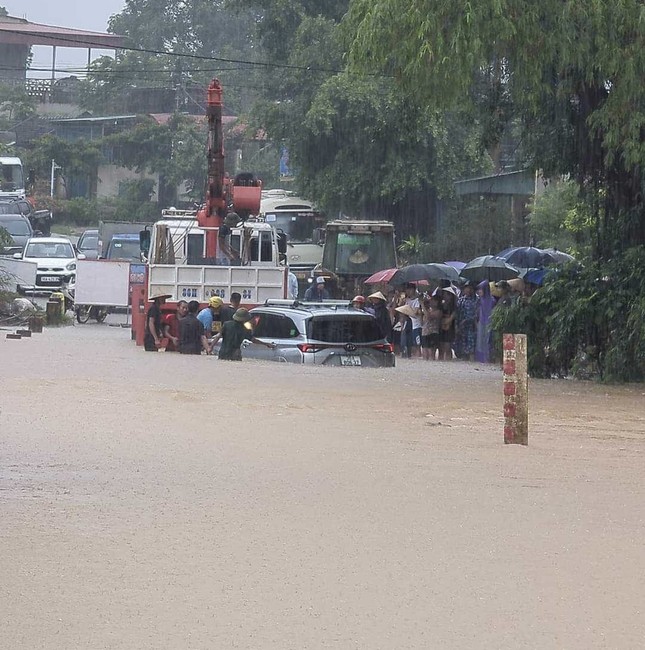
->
<box><xmin>318</xmin><ymin>220</ymin><xmax>397</xmax><ymax>297</ymax></box>
<box><xmin>0</xmin><ymin>157</ymin><xmax>25</xmax><ymax>200</ymax></box>
<box><xmin>259</xmin><ymin>191</ymin><xmax>326</xmax><ymax>289</ymax></box>
<box><xmin>105</xmin><ymin>233</ymin><xmax>143</xmax><ymax>262</ymax></box>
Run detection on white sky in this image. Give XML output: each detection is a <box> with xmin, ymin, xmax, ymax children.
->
<box><xmin>2</xmin><ymin>0</ymin><xmax>127</xmax><ymax>78</ymax></box>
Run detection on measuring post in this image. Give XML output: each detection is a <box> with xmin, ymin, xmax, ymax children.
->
<box><xmin>503</xmin><ymin>333</ymin><xmax>528</xmax><ymax>445</ymax></box>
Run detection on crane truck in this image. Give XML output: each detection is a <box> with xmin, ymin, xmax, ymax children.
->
<box><xmin>132</xmin><ymin>79</ymin><xmax>286</xmax><ymax>344</ymax></box>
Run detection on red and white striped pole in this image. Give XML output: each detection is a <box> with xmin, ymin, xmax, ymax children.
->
<box><xmin>503</xmin><ymin>333</ymin><xmax>528</xmax><ymax>445</ymax></box>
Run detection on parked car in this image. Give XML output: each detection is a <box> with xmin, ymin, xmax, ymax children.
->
<box><xmin>0</xmin><ymin>213</ymin><xmax>33</xmax><ymax>253</ymax></box>
<box><xmin>233</xmin><ymin>301</ymin><xmax>395</xmax><ymax>367</ymax></box>
<box><xmin>76</xmin><ymin>228</ymin><xmax>99</xmax><ymax>260</ymax></box>
<box><xmin>0</xmin><ymin>199</ymin><xmax>51</xmax><ymax>236</ymax></box>
<box><xmin>14</xmin><ymin>236</ymin><xmax>80</xmax><ymax>292</ymax></box>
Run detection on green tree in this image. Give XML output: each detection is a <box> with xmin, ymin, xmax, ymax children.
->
<box><xmin>248</xmin><ymin>6</ymin><xmax>489</xmax><ymax>237</ymax></box>
<box><xmin>22</xmin><ymin>136</ymin><xmax>104</xmax><ymax>199</ymax></box>
<box><xmin>81</xmin><ymin>1</ymin><xmax>259</xmax><ymax>115</ymax></box>
<box><xmin>106</xmin><ymin>113</ymin><xmax>207</xmax><ymax>205</ymax></box>
<box><xmin>0</xmin><ymin>83</ymin><xmax>36</xmax><ymax>129</ymax></box>
<box><xmin>397</xmin><ymin>235</ymin><xmax>431</xmax><ymax>265</ymax></box>
<box><xmin>527</xmin><ymin>180</ymin><xmax>592</xmax><ymax>257</ymax></box>
<box><xmin>346</xmin><ymin>0</ymin><xmax>645</xmax><ymax>259</ymax></box>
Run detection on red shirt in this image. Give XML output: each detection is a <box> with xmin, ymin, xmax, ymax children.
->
<box><xmin>163</xmin><ymin>313</ymin><xmax>180</xmax><ymax>351</ymax></box>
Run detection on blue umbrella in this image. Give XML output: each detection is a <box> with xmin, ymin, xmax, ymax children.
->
<box><xmin>522</xmin><ymin>268</ymin><xmax>549</xmax><ymax>286</ymax></box>
<box><xmin>496</xmin><ymin>246</ymin><xmax>558</xmax><ymax>268</ymax></box>
<box><xmin>444</xmin><ymin>260</ymin><xmax>466</xmax><ymax>271</ymax></box>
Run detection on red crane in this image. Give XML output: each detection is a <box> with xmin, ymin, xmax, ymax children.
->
<box><xmin>197</xmin><ymin>78</ymin><xmax>262</xmax><ymax>259</ymax></box>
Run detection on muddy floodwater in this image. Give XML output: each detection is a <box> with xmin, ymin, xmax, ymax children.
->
<box><xmin>1</xmin><ymin>323</ymin><xmax>644</xmax><ymax>649</ymax></box>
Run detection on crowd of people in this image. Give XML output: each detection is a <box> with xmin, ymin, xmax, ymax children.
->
<box><xmin>351</xmin><ymin>278</ymin><xmax>529</xmax><ymax>362</ymax></box>
<box><xmin>144</xmin><ymin>292</ymin><xmax>275</xmax><ymax>360</ymax></box>
<box><xmin>143</xmin><ymin>276</ymin><xmax>528</xmax><ymax>363</ymax></box>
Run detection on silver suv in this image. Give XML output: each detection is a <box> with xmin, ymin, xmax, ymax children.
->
<box><xmin>242</xmin><ymin>300</ymin><xmax>395</xmax><ymax>367</ymax></box>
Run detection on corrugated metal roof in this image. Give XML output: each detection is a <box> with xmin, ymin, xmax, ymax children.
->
<box><xmin>45</xmin><ymin>115</ymin><xmax>139</xmax><ymax>124</ymax></box>
<box><xmin>0</xmin><ymin>15</ymin><xmax>126</xmax><ymax>49</ymax></box>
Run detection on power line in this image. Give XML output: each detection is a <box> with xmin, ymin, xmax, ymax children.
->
<box><xmin>0</xmin><ymin>64</ymin><xmax>260</xmax><ymax>75</ymax></box>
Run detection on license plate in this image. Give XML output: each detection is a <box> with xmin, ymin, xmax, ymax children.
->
<box><xmin>39</xmin><ymin>276</ymin><xmax>60</xmax><ymax>283</ymax></box>
<box><xmin>340</xmin><ymin>355</ymin><xmax>362</xmax><ymax>366</ymax></box>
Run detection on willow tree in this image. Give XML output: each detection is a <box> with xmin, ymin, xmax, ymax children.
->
<box><xmin>346</xmin><ymin>0</ymin><xmax>645</xmax><ymax>260</ymax></box>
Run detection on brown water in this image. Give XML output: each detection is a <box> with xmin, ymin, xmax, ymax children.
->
<box><xmin>1</xmin><ymin>324</ymin><xmax>644</xmax><ymax>649</ymax></box>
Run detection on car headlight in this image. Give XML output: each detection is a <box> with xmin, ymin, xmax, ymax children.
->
<box><xmin>66</xmin><ymin>262</ymin><xmax>77</xmax><ymax>271</ymax></box>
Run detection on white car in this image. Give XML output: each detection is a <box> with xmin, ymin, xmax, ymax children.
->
<box><xmin>14</xmin><ymin>236</ymin><xmax>81</xmax><ymax>292</ymax></box>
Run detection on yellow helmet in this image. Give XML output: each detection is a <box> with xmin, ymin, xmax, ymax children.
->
<box><xmin>208</xmin><ymin>296</ymin><xmax>224</xmax><ymax>308</ymax></box>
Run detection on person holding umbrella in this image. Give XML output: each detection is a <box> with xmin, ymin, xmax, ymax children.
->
<box><xmin>438</xmin><ymin>286</ymin><xmax>457</xmax><ymax>361</ymax></box>
<box><xmin>455</xmin><ymin>282</ymin><xmax>477</xmax><ymax>361</ymax></box>
<box><xmin>403</xmin><ymin>284</ymin><xmax>423</xmax><ymax>358</ymax></box>
<box><xmin>475</xmin><ymin>280</ymin><xmax>495</xmax><ymax>363</ymax></box>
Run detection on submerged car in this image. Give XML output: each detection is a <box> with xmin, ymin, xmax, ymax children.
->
<box><xmin>238</xmin><ymin>301</ymin><xmax>395</xmax><ymax>367</ymax></box>
<box><xmin>14</xmin><ymin>236</ymin><xmax>79</xmax><ymax>292</ymax></box>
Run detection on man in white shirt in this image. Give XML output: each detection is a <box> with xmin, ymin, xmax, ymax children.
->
<box><xmin>404</xmin><ymin>284</ymin><xmax>423</xmax><ymax>358</ymax></box>
<box><xmin>287</xmin><ymin>269</ymin><xmax>299</xmax><ymax>300</ymax></box>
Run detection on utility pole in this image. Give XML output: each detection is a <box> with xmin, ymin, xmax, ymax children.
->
<box><xmin>50</xmin><ymin>159</ymin><xmax>61</xmax><ymax>197</ymax></box>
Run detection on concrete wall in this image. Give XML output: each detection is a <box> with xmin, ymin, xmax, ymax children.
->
<box><xmin>96</xmin><ymin>165</ymin><xmax>159</xmax><ymax>201</ymax></box>
<box><xmin>0</xmin><ymin>44</ymin><xmax>29</xmax><ymax>81</ymax></box>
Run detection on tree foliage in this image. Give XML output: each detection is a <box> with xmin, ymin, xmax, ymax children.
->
<box><xmin>22</xmin><ymin>136</ymin><xmax>103</xmax><ymax>198</ymax></box>
<box><xmin>527</xmin><ymin>180</ymin><xmax>592</xmax><ymax>257</ymax></box>
<box><xmin>247</xmin><ymin>3</ymin><xmax>489</xmax><ymax>236</ymax></box>
<box><xmin>81</xmin><ymin>1</ymin><xmax>259</xmax><ymax>115</ymax></box>
<box><xmin>491</xmin><ymin>248</ymin><xmax>645</xmax><ymax>382</ymax></box>
<box><xmin>0</xmin><ymin>83</ymin><xmax>36</xmax><ymax>129</ymax></box>
<box><xmin>346</xmin><ymin>0</ymin><xmax>645</xmax><ymax>259</ymax></box>
<box><xmin>105</xmin><ymin>114</ymin><xmax>208</xmax><ymax>204</ymax></box>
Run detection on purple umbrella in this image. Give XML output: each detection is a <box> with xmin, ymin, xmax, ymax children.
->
<box><xmin>444</xmin><ymin>260</ymin><xmax>466</xmax><ymax>271</ymax></box>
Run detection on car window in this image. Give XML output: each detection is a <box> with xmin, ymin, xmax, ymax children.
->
<box><xmin>25</xmin><ymin>242</ymin><xmax>74</xmax><ymax>258</ymax></box>
<box><xmin>79</xmin><ymin>234</ymin><xmax>98</xmax><ymax>250</ymax></box>
<box><xmin>107</xmin><ymin>239</ymin><xmax>140</xmax><ymax>261</ymax></box>
<box><xmin>308</xmin><ymin>315</ymin><xmax>382</xmax><ymax>343</ymax></box>
<box><xmin>253</xmin><ymin>313</ymin><xmax>300</xmax><ymax>339</ymax></box>
<box><xmin>1</xmin><ymin>218</ymin><xmax>30</xmax><ymax>236</ymax></box>
<box><xmin>0</xmin><ymin>201</ymin><xmax>30</xmax><ymax>216</ymax></box>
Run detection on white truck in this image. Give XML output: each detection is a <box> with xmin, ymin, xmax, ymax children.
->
<box><xmin>145</xmin><ymin>209</ymin><xmax>287</xmax><ymax>304</ymax></box>
<box><xmin>258</xmin><ymin>190</ymin><xmax>326</xmax><ymax>292</ymax></box>
<box><xmin>0</xmin><ymin>157</ymin><xmax>25</xmax><ymax>200</ymax></box>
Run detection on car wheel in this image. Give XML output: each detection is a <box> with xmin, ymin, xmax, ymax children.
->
<box><xmin>76</xmin><ymin>306</ymin><xmax>91</xmax><ymax>324</ymax></box>
<box><xmin>93</xmin><ymin>307</ymin><xmax>108</xmax><ymax>323</ymax></box>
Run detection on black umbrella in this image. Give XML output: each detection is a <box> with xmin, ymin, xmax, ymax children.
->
<box><xmin>390</xmin><ymin>263</ymin><xmax>459</xmax><ymax>286</ymax></box>
<box><xmin>496</xmin><ymin>246</ymin><xmax>558</xmax><ymax>268</ymax></box>
<box><xmin>461</xmin><ymin>255</ymin><xmax>519</xmax><ymax>282</ymax></box>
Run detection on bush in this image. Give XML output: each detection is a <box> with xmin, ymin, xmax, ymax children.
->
<box><xmin>490</xmin><ymin>247</ymin><xmax>645</xmax><ymax>382</ymax></box>
<box><xmin>32</xmin><ymin>196</ymin><xmax>161</xmax><ymax>228</ymax></box>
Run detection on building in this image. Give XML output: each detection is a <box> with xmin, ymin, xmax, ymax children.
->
<box><xmin>0</xmin><ymin>14</ymin><xmax>125</xmax><ymax>85</ymax></box>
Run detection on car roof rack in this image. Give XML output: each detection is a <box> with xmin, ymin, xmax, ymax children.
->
<box><xmin>262</xmin><ymin>299</ymin><xmax>353</xmax><ymax>311</ymax></box>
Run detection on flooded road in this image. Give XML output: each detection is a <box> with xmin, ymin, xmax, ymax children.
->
<box><xmin>1</xmin><ymin>324</ymin><xmax>644</xmax><ymax>649</ymax></box>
